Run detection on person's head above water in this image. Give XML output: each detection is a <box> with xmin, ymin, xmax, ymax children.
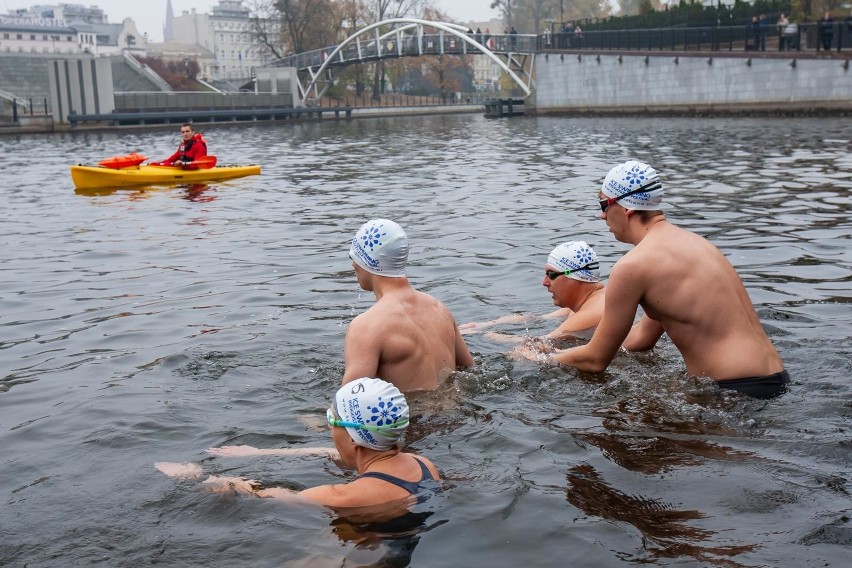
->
<box><xmin>349</xmin><ymin>219</ymin><xmax>409</xmax><ymax>278</ymax></box>
<box><xmin>331</xmin><ymin>377</ymin><xmax>410</xmax><ymax>451</ymax></box>
<box><xmin>546</xmin><ymin>241</ymin><xmax>600</xmax><ymax>283</ymax></box>
<box><xmin>600</xmin><ymin>160</ymin><xmax>665</xmax><ymax>212</ymax></box>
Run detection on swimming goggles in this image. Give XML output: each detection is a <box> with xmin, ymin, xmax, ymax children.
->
<box><xmin>599</xmin><ymin>179</ymin><xmax>662</xmax><ymax>212</ymax></box>
<box><xmin>326</xmin><ymin>407</ymin><xmax>408</xmax><ymax>432</ymax></box>
<box><xmin>545</xmin><ymin>263</ymin><xmax>599</xmax><ymax>281</ymax></box>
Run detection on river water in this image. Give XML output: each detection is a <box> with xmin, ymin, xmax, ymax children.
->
<box><xmin>1</xmin><ymin>114</ymin><xmax>850</xmax><ymax>567</ymax></box>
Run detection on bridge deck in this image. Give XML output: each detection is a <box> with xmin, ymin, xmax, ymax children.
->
<box><xmin>268</xmin><ymin>33</ymin><xmax>536</xmax><ymax>72</ymax></box>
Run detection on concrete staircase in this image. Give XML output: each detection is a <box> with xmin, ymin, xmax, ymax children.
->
<box><xmin>206</xmin><ymin>79</ymin><xmax>242</xmax><ymax>93</ymax></box>
<box><xmin>0</xmin><ymin>54</ymin><xmax>56</xmax><ymax>104</ymax></box>
<box><xmin>0</xmin><ymin>53</ymin><xmax>172</xmax><ymax>112</ymax></box>
<box><xmin>110</xmin><ymin>55</ymin><xmax>163</xmax><ymax>92</ymax></box>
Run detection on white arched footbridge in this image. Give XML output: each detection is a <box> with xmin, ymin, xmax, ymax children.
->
<box><xmin>265</xmin><ymin>19</ymin><xmax>535</xmax><ymax>105</ymax></box>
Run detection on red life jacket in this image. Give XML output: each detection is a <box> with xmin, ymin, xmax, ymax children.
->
<box><xmin>182</xmin><ymin>133</ymin><xmax>207</xmax><ymax>160</ymax></box>
<box><xmin>162</xmin><ymin>132</ymin><xmax>208</xmax><ymax>165</ymax></box>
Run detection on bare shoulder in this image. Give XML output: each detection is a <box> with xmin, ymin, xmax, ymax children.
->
<box><xmin>348</xmin><ymin>304</ymin><xmax>389</xmax><ymax>332</ymax></box>
<box><xmin>641</xmin><ymin>222</ymin><xmax>724</xmax><ymax>265</ymax></box>
<box><xmin>650</xmin><ymin>222</ymin><xmax>708</xmax><ymax>248</ymax></box>
<box><xmin>610</xmin><ymin>248</ymin><xmax>648</xmax><ymax>279</ymax></box>
<box><xmin>412</xmin><ymin>290</ymin><xmax>454</xmax><ymax>317</ymax></box>
<box><xmin>614</xmin><ymin>223</ymin><xmax>699</xmax><ymax>276</ymax></box>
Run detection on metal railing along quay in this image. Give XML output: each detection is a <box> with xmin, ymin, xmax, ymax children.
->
<box><xmin>330</xmin><ymin>92</ymin><xmax>513</xmax><ymax>108</ymax></box>
<box><xmin>538</xmin><ymin>22</ymin><xmax>852</xmax><ymax>54</ymax></box>
<box><xmin>67</xmin><ymin>107</ymin><xmax>352</xmax><ymax>127</ymax></box>
<box><xmin>56</xmin><ymin>91</ymin><xmax>311</xmax><ymax>127</ymax></box>
<box><xmin>114</xmin><ymin>91</ymin><xmax>294</xmax><ymax>112</ymax></box>
<box><xmin>1</xmin><ymin>97</ymin><xmax>50</xmax><ymax>123</ymax></box>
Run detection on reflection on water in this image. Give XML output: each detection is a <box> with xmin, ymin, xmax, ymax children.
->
<box><xmin>74</xmin><ymin>182</ymin><xmax>217</xmax><ymax>202</ymax></box>
<box><xmin>183</xmin><ymin>184</ymin><xmax>217</xmax><ymax>203</ymax></box>
<box><xmin>566</xmin><ymin>463</ymin><xmax>756</xmax><ymax>564</ymax></box>
<box><xmin>329</xmin><ymin>510</ymin><xmax>446</xmax><ymax>568</ymax></box>
<box><xmin>1</xmin><ymin>115</ymin><xmax>850</xmax><ymax>566</ymax></box>
<box><xmin>572</xmin><ymin>431</ymin><xmax>752</xmax><ymax>474</ymax></box>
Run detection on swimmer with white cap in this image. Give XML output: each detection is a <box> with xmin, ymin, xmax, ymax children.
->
<box><xmin>343</xmin><ymin>219</ymin><xmax>473</xmax><ymax>393</ymax></box>
<box><xmin>460</xmin><ymin>241</ymin><xmax>606</xmax><ymax>344</ymax></box>
<box><xmin>349</xmin><ymin>219</ymin><xmax>409</xmax><ymax>278</ymax></box>
<box><xmin>537</xmin><ymin>160</ymin><xmax>789</xmax><ymax>399</ymax></box>
<box><xmin>161</xmin><ymin>378</ymin><xmax>442</xmax><ymax>511</ymax></box>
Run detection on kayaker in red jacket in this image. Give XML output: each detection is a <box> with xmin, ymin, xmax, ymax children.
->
<box><xmin>157</xmin><ymin>123</ymin><xmax>207</xmax><ymax>166</ymax></box>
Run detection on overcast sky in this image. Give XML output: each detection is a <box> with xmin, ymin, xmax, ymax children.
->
<box><xmin>3</xmin><ymin>0</ymin><xmax>500</xmax><ymax>42</ymax></box>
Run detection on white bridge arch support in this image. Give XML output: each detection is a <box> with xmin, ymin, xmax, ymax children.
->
<box><xmin>299</xmin><ymin>18</ymin><xmax>533</xmax><ymax>104</ymax></box>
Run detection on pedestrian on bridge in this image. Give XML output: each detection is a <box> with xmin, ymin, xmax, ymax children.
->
<box><xmin>819</xmin><ymin>11</ymin><xmax>835</xmax><ymax>51</ymax></box>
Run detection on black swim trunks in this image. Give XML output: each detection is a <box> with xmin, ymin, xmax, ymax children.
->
<box><xmin>717</xmin><ymin>369</ymin><xmax>790</xmax><ymax>399</ymax></box>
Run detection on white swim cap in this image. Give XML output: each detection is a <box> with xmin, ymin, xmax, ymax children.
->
<box><xmin>349</xmin><ymin>219</ymin><xmax>408</xmax><ymax>278</ymax></box>
<box><xmin>601</xmin><ymin>160</ymin><xmax>664</xmax><ymax>211</ymax></box>
<box><xmin>547</xmin><ymin>241</ymin><xmax>600</xmax><ymax>283</ymax></box>
<box><xmin>333</xmin><ymin>378</ymin><xmax>410</xmax><ymax>451</ymax></box>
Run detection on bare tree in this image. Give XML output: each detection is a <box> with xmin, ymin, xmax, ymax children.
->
<box><xmin>245</xmin><ymin>0</ymin><xmax>285</xmax><ymax>59</ymax></box>
<box><xmin>500</xmin><ymin>0</ymin><xmax>610</xmax><ymax>32</ymax></box>
<box><xmin>371</xmin><ymin>0</ymin><xmax>429</xmax><ymax>99</ymax></box>
<box><xmin>617</xmin><ymin>0</ymin><xmax>642</xmax><ymax>17</ymax></box>
<box><xmin>490</xmin><ymin>0</ymin><xmax>519</xmax><ymax>28</ymax></box>
<box><xmin>272</xmin><ymin>0</ymin><xmax>340</xmax><ymax>54</ymax></box>
<box><xmin>515</xmin><ymin>0</ymin><xmax>557</xmax><ymax>34</ymax></box>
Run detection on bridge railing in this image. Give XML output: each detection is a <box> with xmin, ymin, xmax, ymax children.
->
<box><xmin>268</xmin><ymin>33</ymin><xmax>537</xmax><ymax>71</ymax></box>
<box><xmin>540</xmin><ymin>22</ymin><xmax>851</xmax><ymax>53</ymax></box>
<box><xmin>269</xmin><ymin>22</ymin><xmax>849</xmax><ymax>74</ymax></box>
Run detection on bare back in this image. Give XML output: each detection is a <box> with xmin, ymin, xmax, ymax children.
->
<box><xmin>344</xmin><ymin>287</ymin><xmax>473</xmax><ymax>392</ymax></box>
<box><xmin>623</xmin><ymin>222</ymin><xmax>783</xmax><ymax>379</ymax></box>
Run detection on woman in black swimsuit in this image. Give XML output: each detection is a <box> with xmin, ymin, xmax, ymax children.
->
<box><xmin>161</xmin><ymin>378</ymin><xmax>441</xmax><ymax>509</ymax></box>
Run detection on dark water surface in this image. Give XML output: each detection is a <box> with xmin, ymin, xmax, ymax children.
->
<box><xmin>1</xmin><ymin>115</ymin><xmax>850</xmax><ymax>567</ymax></box>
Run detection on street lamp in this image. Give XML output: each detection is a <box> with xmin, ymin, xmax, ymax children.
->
<box><xmin>560</xmin><ymin>0</ymin><xmax>564</xmax><ymax>30</ymax></box>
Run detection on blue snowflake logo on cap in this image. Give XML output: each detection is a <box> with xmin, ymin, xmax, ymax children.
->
<box><xmin>624</xmin><ymin>165</ymin><xmax>647</xmax><ymax>187</ymax></box>
<box><xmin>367</xmin><ymin>397</ymin><xmax>401</xmax><ymax>427</ymax></box>
<box><xmin>361</xmin><ymin>224</ymin><xmax>386</xmax><ymax>251</ymax></box>
<box><xmin>575</xmin><ymin>246</ymin><xmax>594</xmax><ymax>265</ymax></box>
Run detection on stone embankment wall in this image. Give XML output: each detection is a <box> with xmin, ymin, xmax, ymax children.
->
<box><xmin>534</xmin><ymin>52</ymin><xmax>852</xmax><ymax>113</ymax></box>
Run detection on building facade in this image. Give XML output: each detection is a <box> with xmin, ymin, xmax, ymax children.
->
<box><xmin>170</xmin><ymin>0</ymin><xmax>278</xmax><ymax>82</ymax></box>
<box><xmin>0</xmin><ymin>3</ymin><xmax>147</xmax><ymax>56</ymax></box>
<box><xmin>467</xmin><ymin>18</ymin><xmax>504</xmax><ymax>92</ymax></box>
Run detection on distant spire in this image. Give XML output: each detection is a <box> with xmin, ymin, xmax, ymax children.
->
<box><xmin>164</xmin><ymin>0</ymin><xmax>175</xmax><ymax>42</ymax></box>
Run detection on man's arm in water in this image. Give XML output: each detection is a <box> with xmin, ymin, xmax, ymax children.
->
<box><xmin>454</xmin><ymin>323</ymin><xmax>475</xmax><ymax>367</ymax></box>
<box><xmin>342</xmin><ymin>314</ymin><xmax>382</xmax><ymax>383</ymax></box>
<box><xmin>550</xmin><ymin>263</ymin><xmax>642</xmax><ymax>372</ymax></box>
<box><xmin>459</xmin><ymin>313</ymin><xmax>535</xmax><ymax>334</ymax></box>
<box><xmin>622</xmin><ymin>313</ymin><xmax>665</xmax><ymax>352</ymax></box>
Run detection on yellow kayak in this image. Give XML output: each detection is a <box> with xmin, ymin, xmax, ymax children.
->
<box><xmin>70</xmin><ymin>164</ymin><xmax>261</xmax><ymax>190</ymax></box>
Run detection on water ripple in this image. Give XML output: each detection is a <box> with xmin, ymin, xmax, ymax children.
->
<box><xmin>1</xmin><ymin>115</ymin><xmax>850</xmax><ymax>567</ymax></box>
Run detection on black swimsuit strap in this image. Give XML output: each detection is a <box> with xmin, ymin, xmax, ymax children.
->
<box><xmin>358</xmin><ymin>457</ymin><xmax>436</xmax><ymax>495</ymax></box>
<box><xmin>412</xmin><ymin>456</ymin><xmax>437</xmax><ymax>481</ymax></box>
